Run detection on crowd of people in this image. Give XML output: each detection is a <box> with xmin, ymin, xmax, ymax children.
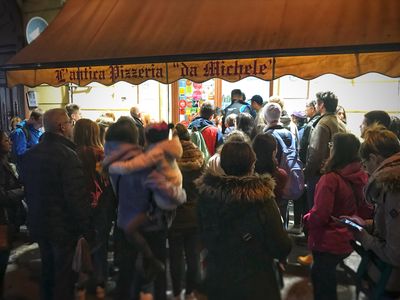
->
<box><xmin>0</xmin><ymin>92</ymin><xmax>399</xmax><ymax>300</ymax></box>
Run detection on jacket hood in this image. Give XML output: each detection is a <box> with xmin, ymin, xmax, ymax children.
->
<box><xmin>153</xmin><ymin>136</ymin><xmax>183</xmax><ymax>159</ymax></box>
<box><xmin>177</xmin><ymin>140</ymin><xmax>204</xmax><ymax>171</ymax></box>
<box><xmin>188</xmin><ymin>117</ymin><xmax>214</xmax><ymax>130</ymax></box>
<box><xmin>103</xmin><ymin>142</ymin><xmax>142</xmax><ymax>168</ymax></box>
<box><xmin>367</xmin><ymin>152</ymin><xmax>400</xmax><ymax>195</ymax></box>
<box><xmin>195</xmin><ymin>169</ymin><xmax>275</xmax><ymax>203</ymax></box>
<box><xmin>335</xmin><ymin>162</ymin><xmax>368</xmax><ymax>187</ymax></box>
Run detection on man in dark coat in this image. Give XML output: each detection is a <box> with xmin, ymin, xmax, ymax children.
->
<box><xmin>20</xmin><ymin>108</ymin><xmax>92</xmax><ymax>300</ymax></box>
<box><xmin>130</xmin><ymin>106</ymin><xmax>145</xmax><ymax>147</ymax></box>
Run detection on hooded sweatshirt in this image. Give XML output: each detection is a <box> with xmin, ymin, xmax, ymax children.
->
<box><xmin>304</xmin><ymin>162</ymin><xmax>372</xmax><ymax>254</ymax></box>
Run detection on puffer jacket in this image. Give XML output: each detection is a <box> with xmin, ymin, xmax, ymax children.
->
<box><xmin>359</xmin><ymin>152</ymin><xmax>400</xmax><ymax>292</ymax></box>
<box><xmin>305</xmin><ymin>113</ymin><xmax>347</xmax><ymax>178</ymax></box>
<box><xmin>103</xmin><ymin>141</ymin><xmax>186</xmax><ymax>232</ymax></box>
<box><xmin>196</xmin><ymin>170</ymin><xmax>291</xmax><ymax>300</ymax></box>
<box><xmin>304</xmin><ymin>162</ymin><xmax>372</xmax><ymax>255</ymax></box>
<box><xmin>20</xmin><ymin>132</ymin><xmax>91</xmax><ymax>245</ymax></box>
<box><xmin>170</xmin><ymin>140</ymin><xmax>204</xmax><ymax>231</ymax></box>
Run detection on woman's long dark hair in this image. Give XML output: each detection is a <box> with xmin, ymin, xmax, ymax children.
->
<box><xmin>0</xmin><ymin>130</ymin><xmax>7</xmax><ymax>160</ymax></box>
<box><xmin>252</xmin><ymin>133</ymin><xmax>277</xmax><ymax>175</ymax></box>
<box><xmin>237</xmin><ymin>112</ymin><xmax>255</xmax><ymax>139</ymax></box>
<box><xmin>324</xmin><ymin>133</ymin><xmax>361</xmax><ymax>173</ymax></box>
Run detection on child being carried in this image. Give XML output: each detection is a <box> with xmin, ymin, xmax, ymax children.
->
<box><xmin>108</xmin><ymin>122</ymin><xmax>184</xmax><ymax>280</ymax></box>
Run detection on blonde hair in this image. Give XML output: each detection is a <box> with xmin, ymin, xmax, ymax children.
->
<box><xmin>268</xmin><ymin>95</ymin><xmax>285</xmax><ymax>109</ymax></box>
<box><xmin>360</xmin><ymin>123</ymin><xmax>400</xmax><ymax>160</ymax></box>
<box><xmin>73</xmin><ymin>118</ymin><xmax>103</xmax><ymax>148</ymax></box>
<box><xmin>10</xmin><ymin>117</ymin><xmax>22</xmax><ymax>130</ymax></box>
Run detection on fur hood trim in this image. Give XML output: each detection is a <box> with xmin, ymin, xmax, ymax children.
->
<box><xmin>368</xmin><ymin>152</ymin><xmax>400</xmax><ymax>194</ymax></box>
<box><xmin>177</xmin><ymin>140</ymin><xmax>204</xmax><ymax>171</ymax></box>
<box><xmin>195</xmin><ymin>169</ymin><xmax>275</xmax><ymax>203</ymax></box>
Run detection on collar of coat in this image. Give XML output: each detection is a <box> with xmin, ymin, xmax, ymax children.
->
<box><xmin>177</xmin><ymin>140</ymin><xmax>204</xmax><ymax>171</ymax></box>
<box><xmin>42</xmin><ymin>132</ymin><xmax>76</xmax><ymax>151</ymax></box>
<box><xmin>367</xmin><ymin>152</ymin><xmax>400</xmax><ymax>198</ymax></box>
<box><xmin>195</xmin><ymin>169</ymin><xmax>275</xmax><ymax>203</ymax></box>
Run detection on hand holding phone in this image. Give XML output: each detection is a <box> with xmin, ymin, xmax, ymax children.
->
<box><xmin>340</xmin><ymin>218</ymin><xmax>364</xmax><ymax>231</ymax></box>
<box><xmin>331</xmin><ymin>216</ymin><xmax>364</xmax><ymax>231</ymax></box>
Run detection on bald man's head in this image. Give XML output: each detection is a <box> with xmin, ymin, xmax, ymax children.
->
<box><xmin>43</xmin><ymin>108</ymin><xmax>73</xmax><ymax>138</ymax></box>
<box><xmin>130</xmin><ymin>106</ymin><xmax>141</xmax><ymax>118</ymax></box>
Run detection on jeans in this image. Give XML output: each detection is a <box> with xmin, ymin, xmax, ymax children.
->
<box><xmin>37</xmin><ymin>239</ymin><xmax>77</xmax><ymax>300</ymax></box>
<box><xmin>116</xmin><ymin>230</ymin><xmax>167</xmax><ymax>300</ymax></box>
<box><xmin>311</xmin><ymin>251</ymin><xmax>349</xmax><ymax>300</ymax></box>
<box><xmin>168</xmin><ymin>228</ymin><xmax>200</xmax><ymax>296</ymax></box>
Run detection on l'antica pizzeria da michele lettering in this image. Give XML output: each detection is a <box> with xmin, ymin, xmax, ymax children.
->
<box><xmin>54</xmin><ymin>65</ymin><xmax>164</xmax><ymax>83</ymax></box>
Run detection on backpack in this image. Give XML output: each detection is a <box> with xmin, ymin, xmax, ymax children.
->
<box><xmin>190</xmin><ymin>126</ymin><xmax>211</xmax><ymax>162</ymax></box>
<box><xmin>270</xmin><ymin>129</ymin><xmax>305</xmax><ymax>200</ymax></box>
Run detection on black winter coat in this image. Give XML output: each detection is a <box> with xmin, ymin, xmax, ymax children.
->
<box><xmin>0</xmin><ymin>160</ymin><xmax>25</xmax><ymax>242</ymax></box>
<box><xmin>20</xmin><ymin>132</ymin><xmax>91</xmax><ymax>245</ymax></box>
<box><xmin>196</xmin><ymin>171</ymin><xmax>292</xmax><ymax>300</ymax></box>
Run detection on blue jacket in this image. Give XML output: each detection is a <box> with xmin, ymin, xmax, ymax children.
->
<box><xmin>10</xmin><ymin>120</ymin><xmax>43</xmax><ymax>157</ymax></box>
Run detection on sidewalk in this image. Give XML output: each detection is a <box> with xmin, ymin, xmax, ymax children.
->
<box><xmin>4</xmin><ymin>230</ymin><xmax>364</xmax><ymax>300</ymax></box>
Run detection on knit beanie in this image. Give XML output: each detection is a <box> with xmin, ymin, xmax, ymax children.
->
<box><xmin>145</xmin><ymin>121</ymin><xmax>173</xmax><ymax>144</ymax></box>
<box><xmin>264</xmin><ymin>102</ymin><xmax>282</xmax><ymax>125</ymax></box>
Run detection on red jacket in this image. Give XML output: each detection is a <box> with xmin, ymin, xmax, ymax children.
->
<box><xmin>304</xmin><ymin>162</ymin><xmax>373</xmax><ymax>255</ymax></box>
<box><xmin>201</xmin><ymin>126</ymin><xmax>219</xmax><ymax>156</ymax></box>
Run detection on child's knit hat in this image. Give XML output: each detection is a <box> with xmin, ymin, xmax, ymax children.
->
<box><xmin>145</xmin><ymin>121</ymin><xmax>174</xmax><ymax>144</ymax></box>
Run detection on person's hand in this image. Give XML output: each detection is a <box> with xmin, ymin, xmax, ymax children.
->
<box><xmin>144</xmin><ymin>170</ymin><xmax>167</xmax><ymax>191</ymax></box>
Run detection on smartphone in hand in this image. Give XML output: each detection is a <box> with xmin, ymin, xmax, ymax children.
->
<box><xmin>340</xmin><ymin>218</ymin><xmax>364</xmax><ymax>231</ymax></box>
<box><xmin>331</xmin><ymin>216</ymin><xmax>364</xmax><ymax>231</ymax></box>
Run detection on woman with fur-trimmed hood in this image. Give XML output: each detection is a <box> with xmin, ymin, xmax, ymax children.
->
<box><xmin>351</xmin><ymin>124</ymin><xmax>400</xmax><ymax>296</ymax></box>
<box><xmin>196</xmin><ymin>141</ymin><xmax>291</xmax><ymax>300</ymax></box>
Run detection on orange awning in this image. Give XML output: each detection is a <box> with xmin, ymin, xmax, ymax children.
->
<box><xmin>3</xmin><ymin>0</ymin><xmax>400</xmax><ymax>87</ymax></box>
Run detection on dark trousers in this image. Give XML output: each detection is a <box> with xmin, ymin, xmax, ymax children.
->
<box><xmin>277</xmin><ymin>199</ymin><xmax>289</xmax><ymax>228</ymax></box>
<box><xmin>168</xmin><ymin>228</ymin><xmax>200</xmax><ymax>296</ymax></box>
<box><xmin>306</xmin><ymin>176</ymin><xmax>320</xmax><ymax>211</ymax></box>
<box><xmin>37</xmin><ymin>239</ymin><xmax>77</xmax><ymax>300</ymax></box>
<box><xmin>116</xmin><ymin>230</ymin><xmax>167</xmax><ymax>300</ymax></box>
<box><xmin>0</xmin><ymin>249</ymin><xmax>10</xmax><ymax>299</ymax></box>
<box><xmin>311</xmin><ymin>251</ymin><xmax>349</xmax><ymax>300</ymax></box>
<box><xmin>91</xmin><ymin>239</ymin><xmax>109</xmax><ymax>286</ymax></box>
<box><xmin>293</xmin><ymin>189</ymin><xmax>307</xmax><ymax>226</ymax></box>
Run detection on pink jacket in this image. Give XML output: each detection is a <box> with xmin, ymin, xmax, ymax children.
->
<box><xmin>304</xmin><ymin>162</ymin><xmax>373</xmax><ymax>255</ymax></box>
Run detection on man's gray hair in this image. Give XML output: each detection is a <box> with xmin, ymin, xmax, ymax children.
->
<box><xmin>43</xmin><ymin>108</ymin><xmax>69</xmax><ymax>133</ymax></box>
